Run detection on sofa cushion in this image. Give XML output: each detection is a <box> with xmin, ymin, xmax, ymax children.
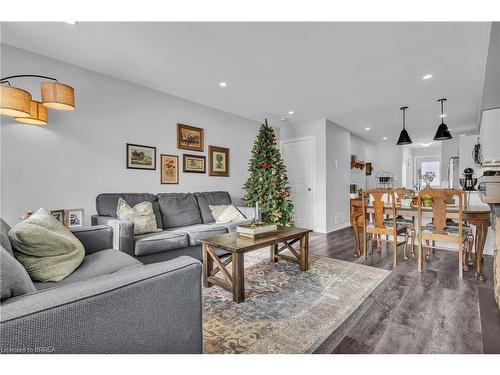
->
<box><xmin>194</xmin><ymin>191</ymin><xmax>232</xmax><ymax>223</ymax></box>
<box><xmin>8</xmin><ymin>208</ymin><xmax>85</xmax><ymax>282</ymax></box>
<box><xmin>33</xmin><ymin>249</ymin><xmax>142</xmax><ymax>291</ymax></box>
<box><xmin>170</xmin><ymin>223</ymin><xmax>228</xmax><ymax>246</ymax></box>
<box><xmin>1</xmin><ymin>218</ymin><xmax>13</xmax><ymax>255</ymax></box>
<box><xmin>134</xmin><ymin>230</ymin><xmax>189</xmax><ymax>257</ymax></box>
<box><xmin>156</xmin><ymin>193</ymin><xmax>202</xmax><ymax>228</ymax></box>
<box><xmin>96</xmin><ymin>193</ymin><xmax>163</xmax><ymax>229</ymax></box>
<box><xmin>1</xmin><ymin>245</ymin><xmax>37</xmax><ymax>301</ymax></box>
<box><xmin>116</xmin><ymin>198</ymin><xmax>158</xmax><ymax>235</ymax></box>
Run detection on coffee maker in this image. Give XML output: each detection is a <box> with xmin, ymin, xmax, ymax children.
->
<box><xmin>459</xmin><ymin>168</ymin><xmax>478</xmax><ymax>191</ymax></box>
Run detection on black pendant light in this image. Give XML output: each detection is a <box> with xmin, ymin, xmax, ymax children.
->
<box><xmin>433</xmin><ymin>98</ymin><xmax>452</xmax><ymax>141</ymax></box>
<box><xmin>397</xmin><ymin>106</ymin><xmax>412</xmax><ymax>145</ymax></box>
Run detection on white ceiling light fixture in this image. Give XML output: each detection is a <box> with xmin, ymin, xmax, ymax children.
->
<box><xmin>65</xmin><ymin>21</ymin><xmax>78</xmax><ymax>25</ymax></box>
<box><xmin>364</xmin><ymin>127</ymin><xmax>371</xmax><ymax>131</ymax></box>
<box><xmin>218</xmin><ymin>81</ymin><xmax>227</xmax><ymax>87</ymax></box>
<box><xmin>288</xmin><ymin>110</ymin><xmax>294</xmax><ymax>115</ymax></box>
<box><xmin>280</xmin><ymin>117</ymin><xmax>288</xmax><ymax>122</ymax></box>
<box><xmin>422</xmin><ymin>74</ymin><xmax>433</xmax><ymax>80</ymax></box>
<box><xmin>382</xmin><ymin>137</ymin><xmax>388</xmax><ymax>140</ymax></box>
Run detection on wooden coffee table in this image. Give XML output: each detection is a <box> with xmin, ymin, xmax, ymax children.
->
<box><xmin>200</xmin><ymin>226</ymin><xmax>312</xmax><ymax>303</ymax></box>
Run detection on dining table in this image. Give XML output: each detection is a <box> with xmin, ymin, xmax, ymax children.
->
<box><xmin>349</xmin><ymin>197</ymin><xmax>492</xmax><ymax>281</ymax></box>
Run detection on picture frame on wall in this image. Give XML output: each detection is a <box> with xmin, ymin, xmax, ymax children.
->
<box><xmin>50</xmin><ymin>209</ymin><xmax>67</xmax><ymax>226</ymax></box>
<box><xmin>183</xmin><ymin>154</ymin><xmax>206</xmax><ymax>173</ymax></box>
<box><xmin>126</xmin><ymin>143</ymin><xmax>156</xmax><ymax>170</ymax></box>
<box><xmin>177</xmin><ymin>123</ymin><xmax>204</xmax><ymax>152</ymax></box>
<box><xmin>68</xmin><ymin>209</ymin><xmax>84</xmax><ymax>228</ymax></box>
<box><xmin>208</xmin><ymin>145</ymin><xmax>230</xmax><ymax>177</ymax></box>
<box><xmin>365</xmin><ymin>162</ymin><xmax>373</xmax><ymax>176</ymax></box>
<box><xmin>161</xmin><ymin>154</ymin><xmax>179</xmax><ymax>184</ymax></box>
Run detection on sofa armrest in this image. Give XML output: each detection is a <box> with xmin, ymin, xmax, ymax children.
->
<box><xmin>91</xmin><ymin>215</ymin><xmax>135</xmax><ymax>256</ymax></box>
<box><xmin>236</xmin><ymin>206</ymin><xmax>262</xmax><ymax>220</ymax></box>
<box><xmin>71</xmin><ymin>225</ymin><xmax>113</xmax><ymax>255</ymax></box>
<box><xmin>0</xmin><ymin>256</ymin><xmax>202</xmax><ymax>354</ymax></box>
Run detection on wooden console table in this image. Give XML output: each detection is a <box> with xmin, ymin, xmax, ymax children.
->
<box><xmin>350</xmin><ymin>197</ymin><xmax>491</xmax><ymax>281</ymax></box>
<box><xmin>200</xmin><ymin>226</ymin><xmax>311</xmax><ymax>303</ymax></box>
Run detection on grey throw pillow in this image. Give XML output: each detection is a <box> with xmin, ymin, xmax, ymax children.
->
<box><xmin>0</xmin><ymin>246</ymin><xmax>37</xmax><ymax>301</ymax></box>
<box><xmin>8</xmin><ymin>208</ymin><xmax>85</xmax><ymax>282</ymax></box>
<box><xmin>116</xmin><ymin>198</ymin><xmax>158</xmax><ymax>235</ymax></box>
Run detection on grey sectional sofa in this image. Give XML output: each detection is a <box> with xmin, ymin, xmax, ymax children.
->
<box><xmin>0</xmin><ymin>219</ymin><xmax>202</xmax><ymax>354</ymax></box>
<box><xmin>91</xmin><ymin>191</ymin><xmax>257</xmax><ymax>264</ymax></box>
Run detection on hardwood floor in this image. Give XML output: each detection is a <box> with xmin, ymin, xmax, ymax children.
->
<box><xmin>308</xmin><ymin>226</ymin><xmax>500</xmax><ymax>354</ymax></box>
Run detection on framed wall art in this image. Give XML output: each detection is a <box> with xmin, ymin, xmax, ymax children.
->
<box><xmin>50</xmin><ymin>209</ymin><xmax>67</xmax><ymax>225</ymax></box>
<box><xmin>126</xmin><ymin>143</ymin><xmax>156</xmax><ymax>170</ymax></box>
<box><xmin>183</xmin><ymin>154</ymin><xmax>206</xmax><ymax>173</ymax></box>
<box><xmin>68</xmin><ymin>209</ymin><xmax>84</xmax><ymax>228</ymax></box>
<box><xmin>161</xmin><ymin>154</ymin><xmax>179</xmax><ymax>184</ymax></box>
<box><xmin>177</xmin><ymin>123</ymin><xmax>204</xmax><ymax>152</ymax></box>
<box><xmin>208</xmin><ymin>146</ymin><xmax>230</xmax><ymax>177</ymax></box>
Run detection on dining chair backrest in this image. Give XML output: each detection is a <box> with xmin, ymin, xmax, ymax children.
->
<box><xmin>362</xmin><ymin>189</ymin><xmax>397</xmax><ymax>229</ymax></box>
<box><xmin>417</xmin><ymin>188</ymin><xmax>463</xmax><ymax>235</ymax></box>
<box><xmin>392</xmin><ymin>188</ymin><xmax>415</xmax><ymax>203</ymax></box>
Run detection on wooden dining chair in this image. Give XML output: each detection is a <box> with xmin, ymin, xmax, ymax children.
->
<box><xmin>362</xmin><ymin>189</ymin><xmax>409</xmax><ymax>267</ymax></box>
<box><xmin>417</xmin><ymin>188</ymin><xmax>474</xmax><ymax>278</ymax></box>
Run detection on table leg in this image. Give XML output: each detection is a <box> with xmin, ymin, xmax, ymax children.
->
<box><xmin>352</xmin><ymin>214</ymin><xmax>361</xmax><ymax>257</ymax></box>
<box><xmin>202</xmin><ymin>243</ymin><xmax>214</xmax><ymax>288</ymax></box>
<box><xmin>474</xmin><ymin>223</ymin><xmax>488</xmax><ymax>282</ymax></box>
<box><xmin>270</xmin><ymin>244</ymin><xmax>278</xmax><ymax>263</ymax></box>
<box><xmin>232</xmin><ymin>252</ymin><xmax>245</xmax><ymax>303</ymax></box>
<box><xmin>299</xmin><ymin>233</ymin><xmax>309</xmax><ymax>271</ymax></box>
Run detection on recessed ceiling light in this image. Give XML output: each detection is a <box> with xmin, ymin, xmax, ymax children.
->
<box><xmin>65</xmin><ymin>21</ymin><xmax>78</xmax><ymax>25</ymax></box>
<box><xmin>219</xmin><ymin>82</ymin><xmax>227</xmax><ymax>87</ymax></box>
<box><xmin>382</xmin><ymin>137</ymin><xmax>388</xmax><ymax>140</ymax></box>
<box><xmin>440</xmin><ymin>114</ymin><xmax>447</xmax><ymax>118</ymax></box>
<box><xmin>422</xmin><ymin>74</ymin><xmax>433</xmax><ymax>80</ymax></box>
<box><xmin>280</xmin><ymin>117</ymin><xmax>288</xmax><ymax>122</ymax></box>
<box><xmin>364</xmin><ymin>127</ymin><xmax>371</xmax><ymax>131</ymax></box>
<box><xmin>288</xmin><ymin>110</ymin><xmax>294</xmax><ymax>115</ymax></box>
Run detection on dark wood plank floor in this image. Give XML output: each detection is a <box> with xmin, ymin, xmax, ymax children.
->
<box><xmin>309</xmin><ymin>226</ymin><xmax>500</xmax><ymax>354</ymax></box>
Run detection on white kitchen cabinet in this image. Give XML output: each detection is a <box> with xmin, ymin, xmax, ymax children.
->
<box><xmin>480</xmin><ymin>108</ymin><xmax>500</xmax><ymax>166</ymax></box>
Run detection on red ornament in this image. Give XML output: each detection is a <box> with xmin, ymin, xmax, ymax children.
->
<box><xmin>262</xmin><ymin>162</ymin><xmax>270</xmax><ymax>168</ymax></box>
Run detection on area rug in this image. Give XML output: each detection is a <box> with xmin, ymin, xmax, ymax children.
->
<box><xmin>202</xmin><ymin>248</ymin><xmax>390</xmax><ymax>353</ymax></box>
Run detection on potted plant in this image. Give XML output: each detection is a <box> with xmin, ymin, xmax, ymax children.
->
<box><xmin>401</xmin><ymin>192</ymin><xmax>413</xmax><ymax>208</ymax></box>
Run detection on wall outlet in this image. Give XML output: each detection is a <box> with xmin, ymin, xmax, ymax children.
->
<box><xmin>334</xmin><ymin>211</ymin><xmax>347</xmax><ymax>225</ymax></box>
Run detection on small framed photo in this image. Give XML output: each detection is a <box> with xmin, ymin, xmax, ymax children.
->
<box><xmin>50</xmin><ymin>209</ymin><xmax>67</xmax><ymax>225</ymax></box>
<box><xmin>208</xmin><ymin>146</ymin><xmax>230</xmax><ymax>177</ymax></box>
<box><xmin>177</xmin><ymin>123</ymin><xmax>204</xmax><ymax>152</ymax></box>
<box><xmin>161</xmin><ymin>154</ymin><xmax>179</xmax><ymax>184</ymax></box>
<box><xmin>127</xmin><ymin>143</ymin><xmax>156</xmax><ymax>170</ymax></box>
<box><xmin>68</xmin><ymin>209</ymin><xmax>84</xmax><ymax>228</ymax></box>
<box><xmin>183</xmin><ymin>154</ymin><xmax>206</xmax><ymax>173</ymax></box>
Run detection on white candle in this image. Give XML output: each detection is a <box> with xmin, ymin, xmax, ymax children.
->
<box><xmin>255</xmin><ymin>201</ymin><xmax>259</xmax><ymax>220</ymax></box>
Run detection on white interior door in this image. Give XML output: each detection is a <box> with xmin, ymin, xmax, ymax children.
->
<box><xmin>281</xmin><ymin>138</ymin><xmax>313</xmax><ymax>229</ymax></box>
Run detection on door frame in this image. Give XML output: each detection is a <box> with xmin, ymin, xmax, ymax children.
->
<box><xmin>280</xmin><ymin>136</ymin><xmax>315</xmax><ymax>230</ymax></box>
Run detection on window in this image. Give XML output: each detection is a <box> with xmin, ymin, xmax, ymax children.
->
<box><xmin>415</xmin><ymin>156</ymin><xmax>441</xmax><ymax>188</ymax></box>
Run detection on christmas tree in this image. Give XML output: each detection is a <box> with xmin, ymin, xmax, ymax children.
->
<box><xmin>243</xmin><ymin>119</ymin><xmax>294</xmax><ymax>226</ymax></box>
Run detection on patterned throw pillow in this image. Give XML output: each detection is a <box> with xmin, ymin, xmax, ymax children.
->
<box><xmin>8</xmin><ymin>208</ymin><xmax>85</xmax><ymax>282</ymax></box>
<box><xmin>209</xmin><ymin>204</ymin><xmax>245</xmax><ymax>224</ymax></box>
<box><xmin>116</xmin><ymin>198</ymin><xmax>158</xmax><ymax>235</ymax></box>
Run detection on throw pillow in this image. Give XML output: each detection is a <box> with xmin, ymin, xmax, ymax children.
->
<box><xmin>210</xmin><ymin>204</ymin><xmax>246</xmax><ymax>223</ymax></box>
<box><xmin>209</xmin><ymin>204</ymin><xmax>230</xmax><ymax>222</ymax></box>
<box><xmin>116</xmin><ymin>198</ymin><xmax>158</xmax><ymax>235</ymax></box>
<box><xmin>8</xmin><ymin>208</ymin><xmax>85</xmax><ymax>282</ymax></box>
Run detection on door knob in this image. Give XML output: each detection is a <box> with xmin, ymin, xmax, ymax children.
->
<box><xmin>307</xmin><ymin>188</ymin><xmax>312</xmax><ymax>191</ymax></box>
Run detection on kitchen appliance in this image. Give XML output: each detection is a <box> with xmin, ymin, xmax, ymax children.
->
<box><xmin>446</xmin><ymin>156</ymin><xmax>460</xmax><ymax>189</ymax></box>
<box><xmin>478</xmin><ymin>170</ymin><xmax>500</xmax><ymax>203</ymax></box>
<box><xmin>459</xmin><ymin>168</ymin><xmax>478</xmax><ymax>191</ymax></box>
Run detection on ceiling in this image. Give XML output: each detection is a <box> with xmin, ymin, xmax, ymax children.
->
<box><xmin>0</xmin><ymin>22</ymin><xmax>492</xmax><ymax>143</ymax></box>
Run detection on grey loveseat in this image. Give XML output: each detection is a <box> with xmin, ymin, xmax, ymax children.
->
<box><xmin>0</xmin><ymin>219</ymin><xmax>202</xmax><ymax>354</ymax></box>
<box><xmin>91</xmin><ymin>191</ymin><xmax>257</xmax><ymax>264</ymax></box>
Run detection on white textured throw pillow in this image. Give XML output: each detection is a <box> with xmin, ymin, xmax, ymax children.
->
<box><xmin>116</xmin><ymin>198</ymin><xmax>158</xmax><ymax>235</ymax></box>
<box><xmin>210</xmin><ymin>204</ymin><xmax>245</xmax><ymax>223</ymax></box>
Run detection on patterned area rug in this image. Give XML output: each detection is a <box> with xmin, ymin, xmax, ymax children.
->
<box><xmin>203</xmin><ymin>248</ymin><xmax>390</xmax><ymax>353</ymax></box>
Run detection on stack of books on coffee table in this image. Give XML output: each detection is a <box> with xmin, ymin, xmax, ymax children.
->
<box><xmin>236</xmin><ymin>223</ymin><xmax>278</xmax><ymax>239</ymax></box>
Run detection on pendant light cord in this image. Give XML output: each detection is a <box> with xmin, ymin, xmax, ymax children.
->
<box><xmin>0</xmin><ymin>74</ymin><xmax>59</xmax><ymax>85</ymax></box>
<box><xmin>438</xmin><ymin>98</ymin><xmax>446</xmax><ymax>124</ymax></box>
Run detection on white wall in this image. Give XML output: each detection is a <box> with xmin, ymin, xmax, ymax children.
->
<box><xmin>0</xmin><ymin>44</ymin><xmax>259</xmax><ymax>225</ymax></box>
<box><xmin>365</xmin><ymin>143</ymin><xmax>403</xmax><ymax>189</ymax></box>
<box><xmin>279</xmin><ymin>119</ymin><xmax>327</xmax><ymax>232</ymax></box>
